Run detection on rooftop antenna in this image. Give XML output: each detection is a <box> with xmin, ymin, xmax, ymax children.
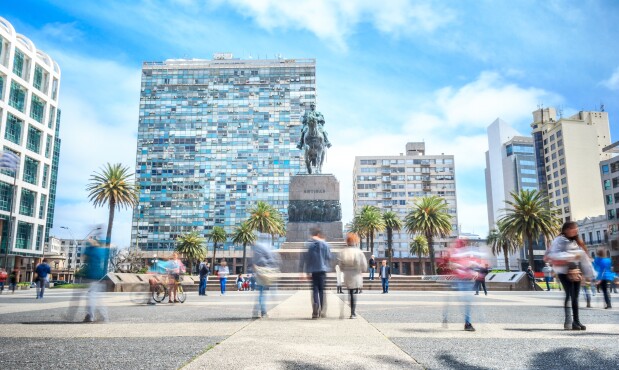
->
<box><xmin>601</xmin><ymin>102</ymin><xmax>605</xmax><ymax>112</ymax></box>
<box><xmin>558</xmin><ymin>106</ymin><xmax>563</xmax><ymax>118</ymax></box>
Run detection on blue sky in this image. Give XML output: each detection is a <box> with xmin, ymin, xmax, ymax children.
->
<box><xmin>3</xmin><ymin>0</ymin><xmax>619</xmax><ymax>247</ymax></box>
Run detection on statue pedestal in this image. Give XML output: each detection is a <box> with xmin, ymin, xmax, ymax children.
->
<box><xmin>278</xmin><ymin>174</ymin><xmax>345</xmax><ymax>272</ymax></box>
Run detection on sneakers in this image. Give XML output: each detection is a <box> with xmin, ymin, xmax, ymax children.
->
<box><xmin>464</xmin><ymin>323</ymin><xmax>475</xmax><ymax>331</ymax></box>
<box><xmin>83</xmin><ymin>314</ymin><xmax>95</xmax><ymax>323</ymax></box>
<box><xmin>350</xmin><ymin>314</ymin><xmax>357</xmax><ymax>319</ymax></box>
<box><xmin>572</xmin><ymin>322</ymin><xmax>586</xmax><ymax>330</ymax></box>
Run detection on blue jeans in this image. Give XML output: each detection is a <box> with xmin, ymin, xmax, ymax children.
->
<box><xmin>312</xmin><ymin>272</ymin><xmax>326</xmax><ymax>317</ymax></box>
<box><xmin>381</xmin><ymin>278</ymin><xmax>389</xmax><ymax>293</ymax></box>
<box><xmin>220</xmin><ymin>278</ymin><xmax>227</xmax><ymax>294</ymax></box>
<box><xmin>369</xmin><ymin>267</ymin><xmax>375</xmax><ymax>280</ymax></box>
<box><xmin>199</xmin><ymin>276</ymin><xmax>207</xmax><ymax>295</ymax></box>
<box><xmin>456</xmin><ymin>281</ymin><xmax>473</xmax><ymax>324</ymax></box>
<box><xmin>255</xmin><ymin>285</ymin><xmax>266</xmax><ymax>315</ymax></box>
<box><xmin>544</xmin><ymin>277</ymin><xmax>551</xmax><ymax>291</ymax></box>
<box><xmin>36</xmin><ymin>277</ymin><xmax>46</xmax><ymax>298</ymax></box>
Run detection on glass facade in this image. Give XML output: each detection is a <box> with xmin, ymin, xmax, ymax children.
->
<box><xmin>26</xmin><ymin>125</ymin><xmax>42</xmax><ymax>153</ymax></box>
<box><xmin>133</xmin><ymin>56</ymin><xmax>313</xmax><ymax>251</ymax></box>
<box><xmin>30</xmin><ymin>94</ymin><xmax>45</xmax><ymax>123</ymax></box>
<box><xmin>9</xmin><ymin>81</ymin><xmax>26</xmax><ymax>112</ymax></box>
<box><xmin>4</xmin><ymin>113</ymin><xmax>22</xmax><ymax>144</ymax></box>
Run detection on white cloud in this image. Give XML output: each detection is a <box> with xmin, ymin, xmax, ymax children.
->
<box><xmin>324</xmin><ymin>71</ymin><xmax>563</xmax><ymax>237</ymax></box>
<box><xmin>602</xmin><ymin>67</ymin><xmax>619</xmax><ymax>90</ymax></box>
<box><xmin>222</xmin><ymin>0</ymin><xmax>455</xmax><ymax>50</ymax></box>
<box><xmin>41</xmin><ymin>22</ymin><xmax>84</xmax><ymax>43</ymax></box>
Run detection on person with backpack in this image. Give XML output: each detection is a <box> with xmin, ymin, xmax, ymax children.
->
<box><xmin>300</xmin><ymin>227</ymin><xmax>332</xmax><ymax>319</ymax></box>
<box><xmin>198</xmin><ymin>259</ymin><xmax>210</xmax><ymax>296</ymax></box>
<box><xmin>252</xmin><ymin>236</ymin><xmax>279</xmax><ymax>318</ymax></box>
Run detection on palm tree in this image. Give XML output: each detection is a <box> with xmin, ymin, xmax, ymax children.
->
<box><xmin>499</xmin><ymin>189</ymin><xmax>560</xmax><ymax>271</ymax></box>
<box><xmin>404</xmin><ymin>196</ymin><xmax>452</xmax><ymax>275</ymax></box>
<box><xmin>246</xmin><ymin>201</ymin><xmax>285</xmax><ymax>240</ymax></box>
<box><xmin>207</xmin><ymin>226</ymin><xmax>227</xmax><ymax>272</ymax></box>
<box><xmin>349</xmin><ymin>214</ymin><xmax>367</xmax><ymax>250</ymax></box>
<box><xmin>409</xmin><ymin>235</ymin><xmax>429</xmax><ymax>275</ymax></box>
<box><xmin>383</xmin><ymin>211</ymin><xmax>402</xmax><ymax>269</ymax></box>
<box><xmin>175</xmin><ymin>231</ymin><xmax>206</xmax><ymax>274</ymax></box>
<box><xmin>487</xmin><ymin>223</ymin><xmax>519</xmax><ymax>272</ymax></box>
<box><xmin>358</xmin><ymin>205</ymin><xmax>385</xmax><ymax>256</ymax></box>
<box><xmin>86</xmin><ymin>163</ymin><xmax>139</xmax><ymax>246</ymax></box>
<box><xmin>232</xmin><ymin>221</ymin><xmax>257</xmax><ymax>274</ymax></box>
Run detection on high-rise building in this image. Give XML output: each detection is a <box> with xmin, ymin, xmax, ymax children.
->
<box><xmin>0</xmin><ymin>17</ymin><xmax>61</xmax><ymax>271</ymax></box>
<box><xmin>485</xmin><ymin>118</ymin><xmax>539</xmax><ymax>228</ymax></box>
<box><xmin>353</xmin><ymin>142</ymin><xmax>458</xmax><ymax>261</ymax></box>
<box><xmin>531</xmin><ymin>108</ymin><xmax>611</xmax><ymax>223</ymax></box>
<box><xmin>599</xmin><ymin>142</ymin><xmax>619</xmax><ymax>265</ymax></box>
<box><xmin>484</xmin><ymin>118</ymin><xmax>538</xmax><ymax>270</ymax></box>
<box><xmin>133</xmin><ymin>54</ymin><xmax>314</xmax><ymax>255</ymax></box>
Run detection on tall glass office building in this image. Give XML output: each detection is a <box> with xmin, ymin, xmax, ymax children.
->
<box><xmin>0</xmin><ymin>17</ymin><xmax>61</xmax><ymax>271</ymax></box>
<box><xmin>133</xmin><ymin>54</ymin><xmax>315</xmax><ymax>252</ymax></box>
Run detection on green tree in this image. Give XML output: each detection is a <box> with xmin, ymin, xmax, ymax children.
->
<box><xmin>246</xmin><ymin>201</ymin><xmax>285</xmax><ymax>240</ymax></box>
<box><xmin>487</xmin><ymin>223</ymin><xmax>519</xmax><ymax>272</ymax></box>
<box><xmin>404</xmin><ymin>196</ymin><xmax>452</xmax><ymax>275</ymax></box>
<box><xmin>349</xmin><ymin>215</ymin><xmax>367</xmax><ymax>250</ymax></box>
<box><xmin>207</xmin><ymin>226</ymin><xmax>228</xmax><ymax>273</ymax></box>
<box><xmin>232</xmin><ymin>221</ymin><xmax>257</xmax><ymax>274</ymax></box>
<box><xmin>358</xmin><ymin>205</ymin><xmax>385</xmax><ymax>256</ymax></box>
<box><xmin>383</xmin><ymin>211</ymin><xmax>402</xmax><ymax>268</ymax></box>
<box><xmin>175</xmin><ymin>231</ymin><xmax>206</xmax><ymax>275</ymax></box>
<box><xmin>409</xmin><ymin>235</ymin><xmax>429</xmax><ymax>275</ymax></box>
<box><xmin>86</xmin><ymin>163</ymin><xmax>139</xmax><ymax>246</ymax></box>
<box><xmin>499</xmin><ymin>189</ymin><xmax>560</xmax><ymax>271</ymax></box>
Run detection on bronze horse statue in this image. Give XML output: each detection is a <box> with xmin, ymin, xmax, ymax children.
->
<box><xmin>303</xmin><ymin>114</ymin><xmax>326</xmax><ymax>174</ymax></box>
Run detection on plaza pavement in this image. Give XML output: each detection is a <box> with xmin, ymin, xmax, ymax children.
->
<box><xmin>0</xmin><ymin>287</ymin><xmax>618</xmax><ymax>369</ymax></box>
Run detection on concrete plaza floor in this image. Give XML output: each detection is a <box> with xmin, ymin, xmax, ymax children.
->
<box><xmin>0</xmin><ymin>287</ymin><xmax>618</xmax><ymax>369</ymax></box>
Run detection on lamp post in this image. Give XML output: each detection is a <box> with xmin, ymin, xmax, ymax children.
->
<box><xmin>60</xmin><ymin>226</ymin><xmax>102</xmax><ymax>283</ymax></box>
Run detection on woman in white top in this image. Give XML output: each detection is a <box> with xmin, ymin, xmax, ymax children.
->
<box><xmin>218</xmin><ymin>261</ymin><xmax>230</xmax><ymax>295</ymax></box>
<box><xmin>339</xmin><ymin>233</ymin><xmax>367</xmax><ymax>319</ymax></box>
<box><xmin>547</xmin><ymin>221</ymin><xmax>594</xmax><ymax>330</ymax></box>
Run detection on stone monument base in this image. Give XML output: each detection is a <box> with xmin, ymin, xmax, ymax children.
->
<box><xmin>286</xmin><ymin>221</ymin><xmax>344</xmax><ymax>244</ymax></box>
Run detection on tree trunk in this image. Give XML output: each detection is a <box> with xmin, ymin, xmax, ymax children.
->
<box><xmin>503</xmin><ymin>247</ymin><xmax>510</xmax><ymax>272</ymax></box>
<box><xmin>387</xmin><ymin>228</ymin><xmax>393</xmax><ymax>270</ymax></box>
<box><xmin>242</xmin><ymin>242</ymin><xmax>247</xmax><ymax>274</ymax></box>
<box><xmin>211</xmin><ymin>242</ymin><xmax>218</xmax><ymax>275</ymax></box>
<box><xmin>527</xmin><ymin>234</ymin><xmax>534</xmax><ymax>271</ymax></box>
<box><xmin>427</xmin><ymin>232</ymin><xmax>436</xmax><ymax>275</ymax></box>
<box><xmin>366</xmin><ymin>234</ymin><xmax>370</xmax><ymax>252</ymax></box>
<box><xmin>106</xmin><ymin>201</ymin><xmax>115</xmax><ymax>246</ymax></box>
<box><xmin>370</xmin><ymin>231</ymin><xmax>374</xmax><ymax>257</ymax></box>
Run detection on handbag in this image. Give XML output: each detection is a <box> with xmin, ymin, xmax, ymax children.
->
<box><xmin>254</xmin><ymin>265</ymin><xmax>279</xmax><ymax>286</ymax></box>
<box><xmin>567</xmin><ymin>262</ymin><xmax>583</xmax><ymax>283</ymax></box>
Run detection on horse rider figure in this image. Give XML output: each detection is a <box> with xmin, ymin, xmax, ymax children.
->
<box><xmin>297</xmin><ymin>102</ymin><xmax>332</xmax><ymax>150</ymax></box>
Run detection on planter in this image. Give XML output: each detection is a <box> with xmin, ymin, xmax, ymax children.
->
<box><xmin>19</xmin><ymin>286</ymin><xmax>30</xmax><ymax>290</ymax></box>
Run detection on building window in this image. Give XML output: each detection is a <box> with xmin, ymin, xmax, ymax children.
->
<box><xmin>4</xmin><ymin>113</ymin><xmax>23</xmax><ymax>144</ymax></box>
<box><xmin>556</xmin><ymin>130</ymin><xmax>562</xmax><ymax>138</ymax></box>
<box><xmin>12</xmin><ymin>49</ymin><xmax>24</xmax><ymax>78</ymax></box>
<box><xmin>39</xmin><ymin>194</ymin><xmax>46</xmax><ymax>219</ymax></box>
<box><xmin>597</xmin><ymin>230</ymin><xmax>601</xmax><ymax>244</ymax></box>
<box><xmin>605</xmin><ymin>179</ymin><xmax>612</xmax><ymax>190</ymax></box>
<box><xmin>611</xmin><ymin>162</ymin><xmax>619</xmax><ymax>173</ymax></box>
<box><xmin>48</xmin><ymin>106</ymin><xmax>56</xmax><ymax>129</ymax></box>
<box><xmin>26</xmin><ymin>126</ymin><xmax>42</xmax><ymax>153</ymax></box>
<box><xmin>30</xmin><ymin>94</ymin><xmax>45</xmax><ymax>123</ymax></box>
<box><xmin>19</xmin><ymin>188</ymin><xmax>35</xmax><ymax>216</ymax></box>
<box><xmin>9</xmin><ymin>81</ymin><xmax>26</xmax><ymax>112</ymax></box>
<box><xmin>42</xmin><ymin>164</ymin><xmax>49</xmax><ymax>188</ymax></box>
<box><xmin>602</xmin><ymin>164</ymin><xmax>610</xmax><ymax>174</ymax></box>
<box><xmin>15</xmin><ymin>221</ymin><xmax>33</xmax><ymax>249</ymax></box>
<box><xmin>563</xmin><ymin>197</ymin><xmax>569</xmax><ymax>204</ymax></box>
<box><xmin>23</xmin><ymin>156</ymin><xmax>39</xmax><ymax>185</ymax></box>
<box><xmin>33</xmin><ymin>65</ymin><xmax>44</xmax><ymax>90</ymax></box>
<box><xmin>0</xmin><ymin>180</ymin><xmax>14</xmax><ymax>212</ymax></box>
<box><xmin>607</xmin><ymin>209</ymin><xmax>615</xmax><ymax>220</ymax></box>
<box><xmin>0</xmin><ymin>74</ymin><xmax>4</xmax><ymax>100</ymax></box>
<box><xmin>36</xmin><ymin>225</ymin><xmax>44</xmax><ymax>250</ymax></box>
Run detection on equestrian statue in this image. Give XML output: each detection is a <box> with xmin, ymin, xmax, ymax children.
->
<box><xmin>297</xmin><ymin>102</ymin><xmax>331</xmax><ymax>174</ymax></box>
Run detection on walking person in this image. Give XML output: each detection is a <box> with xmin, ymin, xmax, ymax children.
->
<box><xmin>379</xmin><ymin>260</ymin><xmax>391</xmax><ymax>293</ymax></box>
<box><xmin>593</xmin><ymin>249</ymin><xmax>615</xmax><ymax>309</ymax></box>
<box><xmin>82</xmin><ymin>238</ymin><xmax>111</xmax><ymax>323</ymax></box>
<box><xmin>252</xmin><ymin>238</ymin><xmax>279</xmax><ymax>318</ymax></box>
<box><xmin>474</xmin><ymin>264</ymin><xmax>490</xmax><ymax>296</ymax></box>
<box><xmin>34</xmin><ymin>259</ymin><xmax>51</xmax><ymax>299</ymax></box>
<box><xmin>236</xmin><ymin>274</ymin><xmax>244</xmax><ymax>291</ymax></box>
<box><xmin>368</xmin><ymin>255</ymin><xmax>377</xmax><ymax>281</ymax></box>
<box><xmin>8</xmin><ymin>270</ymin><xmax>17</xmax><ymax>293</ymax></box>
<box><xmin>300</xmin><ymin>227</ymin><xmax>332</xmax><ymax>319</ymax></box>
<box><xmin>218</xmin><ymin>260</ymin><xmax>229</xmax><ymax>295</ymax></box>
<box><xmin>443</xmin><ymin>239</ymin><xmax>479</xmax><ymax>332</ymax></box>
<box><xmin>546</xmin><ymin>221</ymin><xmax>595</xmax><ymax>330</ymax></box>
<box><xmin>166</xmin><ymin>252</ymin><xmax>185</xmax><ymax>303</ymax></box>
<box><xmin>526</xmin><ymin>266</ymin><xmax>536</xmax><ymax>290</ymax></box>
<box><xmin>339</xmin><ymin>233</ymin><xmax>367</xmax><ymax>319</ymax></box>
<box><xmin>542</xmin><ymin>263</ymin><xmax>553</xmax><ymax>291</ymax></box>
<box><xmin>0</xmin><ymin>268</ymin><xmax>7</xmax><ymax>294</ymax></box>
<box><xmin>198</xmin><ymin>259</ymin><xmax>209</xmax><ymax>296</ymax></box>
<box><xmin>335</xmin><ymin>264</ymin><xmax>343</xmax><ymax>294</ymax></box>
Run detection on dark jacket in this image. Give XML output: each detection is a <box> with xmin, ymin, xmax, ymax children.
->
<box><xmin>369</xmin><ymin>258</ymin><xmax>376</xmax><ymax>268</ymax></box>
<box><xmin>300</xmin><ymin>238</ymin><xmax>332</xmax><ymax>273</ymax></box>
<box><xmin>379</xmin><ymin>265</ymin><xmax>391</xmax><ymax>279</ymax></box>
<box><xmin>35</xmin><ymin>263</ymin><xmax>51</xmax><ymax>279</ymax></box>
<box><xmin>198</xmin><ymin>262</ymin><xmax>210</xmax><ymax>278</ymax></box>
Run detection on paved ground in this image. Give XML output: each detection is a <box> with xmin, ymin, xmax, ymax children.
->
<box><xmin>1</xmin><ymin>287</ymin><xmax>618</xmax><ymax>369</ymax></box>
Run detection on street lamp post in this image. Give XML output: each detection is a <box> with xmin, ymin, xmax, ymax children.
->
<box><xmin>60</xmin><ymin>226</ymin><xmax>102</xmax><ymax>283</ymax></box>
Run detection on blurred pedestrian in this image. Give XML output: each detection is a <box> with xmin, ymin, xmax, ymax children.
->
<box><xmin>0</xmin><ymin>268</ymin><xmax>7</xmax><ymax>293</ymax></box>
<box><xmin>218</xmin><ymin>260</ymin><xmax>229</xmax><ymax>295</ymax></box>
<box><xmin>593</xmin><ymin>249</ymin><xmax>615</xmax><ymax>309</ymax></box>
<box><xmin>198</xmin><ymin>259</ymin><xmax>210</xmax><ymax>296</ymax></box>
<box><xmin>379</xmin><ymin>260</ymin><xmax>391</xmax><ymax>293</ymax></box>
<box><xmin>474</xmin><ymin>264</ymin><xmax>490</xmax><ymax>296</ymax></box>
<box><xmin>166</xmin><ymin>252</ymin><xmax>185</xmax><ymax>303</ymax></box>
<box><xmin>252</xmin><ymin>238</ymin><xmax>279</xmax><ymax>318</ymax></box>
<box><xmin>335</xmin><ymin>264</ymin><xmax>343</xmax><ymax>294</ymax></box>
<box><xmin>526</xmin><ymin>266</ymin><xmax>536</xmax><ymax>290</ymax></box>
<box><xmin>8</xmin><ymin>270</ymin><xmax>17</xmax><ymax>293</ymax></box>
<box><xmin>368</xmin><ymin>255</ymin><xmax>376</xmax><ymax>281</ymax></box>
<box><xmin>582</xmin><ymin>281</ymin><xmax>594</xmax><ymax>308</ymax></box>
<box><xmin>542</xmin><ymin>263</ymin><xmax>553</xmax><ymax>291</ymax></box>
<box><xmin>34</xmin><ymin>259</ymin><xmax>51</xmax><ymax>299</ymax></box>
<box><xmin>339</xmin><ymin>233</ymin><xmax>367</xmax><ymax>319</ymax></box>
<box><xmin>236</xmin><ymin>274</ymin><xmax>244</xmax><ymax>291</ymax></box>
<box><xmin>546</xmin><ymin>221</ymin><xmax>595</xmax><ymax>330</ymax></box>
<box><xmin>250</xmin><ymin>274</ymin><xmax>256</xmax><ymax>291</ymax></box>
<box><xmin>82</xmin><ymin>238</ymin><xmax>111</xmax><ymax>323</ymax></box>
<box><xmin>300</xmin><ymin>227</ymin><xmax>332</xmax><ymax>319</ymax></box>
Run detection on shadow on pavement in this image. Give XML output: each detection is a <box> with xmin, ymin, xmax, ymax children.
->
<box><xmin>279</xmin><ymin>360</ymin><xmax>329</xmax><ymax>370</ymax></box>
<box><xmin>504</xmin><ymin>328</ymin><xmax>619</xmax><ymax>336</ymax></box>
<box><xmin>370</xmin><ymin>354</ymin><xmax>417</xmax><ymax>369</ymax></box>
<box><xmin>529</xmin><ymin>347</ymin><xmax>619</xmax><ymax>369</ymax></box>
<box><xmin>438</xmin><ymin>353</ymin><xmax>492</xmax><ymax>370</ymax></box>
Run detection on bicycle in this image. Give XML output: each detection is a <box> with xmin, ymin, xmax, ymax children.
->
<box><xmin>152</xmin><ymin>277</ymin><xmax>186</xmax><ymax>303</ymax></box>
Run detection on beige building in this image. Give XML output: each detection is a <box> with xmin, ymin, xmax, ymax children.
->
<box><xmin>531</xmin><ymin>108</ymin><xmax>611</xmax><ymax>223</ymax></box>
<box><xmin>352</xmin><ymin>142</ymin><xmax>458</xmax><ymax>273</ymax></box>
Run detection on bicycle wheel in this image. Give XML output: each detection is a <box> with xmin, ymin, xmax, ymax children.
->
<box><xmin>152</xmin><ymin>284</ymin><xmax>167</xmax><ymax>303</ymax></box>
<box><xmin>177</xmin><ymin>285</ymin><xmax>186</xmax><ymax>303</ymax></box>
<box><xmin>130</xmin><ymin>285</ymin><xmax>150</xmax><ymax>304</ymax></box>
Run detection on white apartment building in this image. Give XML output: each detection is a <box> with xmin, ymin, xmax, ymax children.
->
<box><xmin>0</xmin><ymin>17</ymin><xmax>61</xmax><ymax>275</ymax></box>
<box><xmin>531</xmin><ymin>107</ymin><xmax>611</xmax><ymax>223</ymax></box>
<box><xmin>353</xmin><ymin>142</ymin><xmax>458</xmax><ymax>260</ymax></box>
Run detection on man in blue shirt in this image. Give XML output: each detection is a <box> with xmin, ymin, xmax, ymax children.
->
<box><xmin>379</xmin><ymin>260</ymin><xmax>391</xmax><ymax>293</ymax></box>
<box><xmin>300</xmin><ymin>227</ymin><xmax>332</xmax><ymax>319</ymax></box>
<box><xmin>35</xmin><ymin>259</ymin><xmax>51</xmax><ymax>299</ymax></box>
